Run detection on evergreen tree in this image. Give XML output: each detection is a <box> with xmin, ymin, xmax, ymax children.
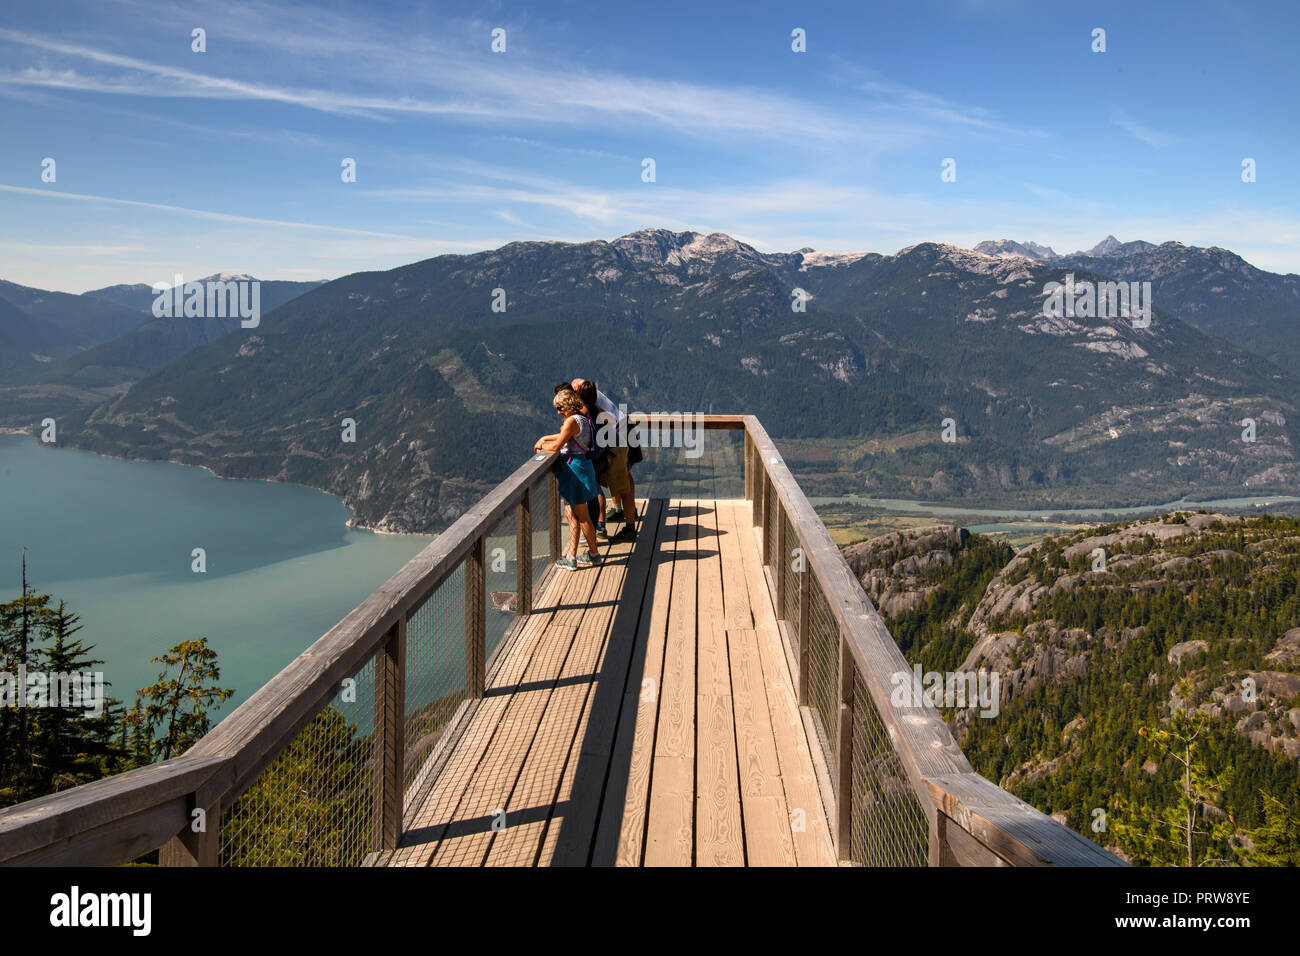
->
<box><xmin>137</xmin><ymin>638</ymin><xmax>234</xmax><ymax>761</ymax></box>
<box><xmin>0</xmin><ymin>552</ymin><xmax>56</xmax><ymax>800</ymax></box>
<box><xmin>29</xmin><ymin>602</ymin><xmax>126</xmax><ymax>793</ymax></box>
<box><xmin>1240</xmin><ymin>793</ymin><xmax>1300</xmax><ymax>866</ymax></box>
<box><xmin>1101</xmin><ymin>703</ymin><xmax>1238</xmax><ymax>865</ymax></box>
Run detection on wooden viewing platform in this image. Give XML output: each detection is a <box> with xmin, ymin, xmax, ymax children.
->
<box><xmin>378</xmin><ymin>499</ymin><xmax>836</xmax><ymax>867</ymax></box>
<box><xmin>0</xmin><ymin>415</ymin><xmax>1122</xmax><ymax>868</ymax></box>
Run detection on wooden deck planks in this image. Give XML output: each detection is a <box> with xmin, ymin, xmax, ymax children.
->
<box><xmin>431</xmin><ymin>524</ymin><xmax>634</xmax><ymax>867</ymax></box>
<box><xmin>599</xmin><ymin>500</ymin><xmax>680</xmax><ymax>866</ymax></box>
<box><xmin>404</xmin><ymin>542</ymin><xmax>607</xmax><ymax>866</ymax></box>
<box><xmin>693</xmin><ymin>502</ymin><xmax>745</xmax><ymax>866</ymax></box>
<box><xmin>390</xmin><ymin>497</ymin><xmax>837</xmax><ymax>867</ymax></box>
<box><xmin>644</xmin><ymin>499</ymin><xmax>699</xmax><ymax>866</ymax></box>
<box><xmin>386</xmin><ymin>566</ymin><xmax>580</xmax><ymax>867</ymax></box>
<box><xmin>728</xmin><ymin>625</ymin><xmax>797</xmax><ymax>866</ymax></box>
<box><xmin>427</xmin><ymin>621</ymin><xmax>580</xmax><ymax>866</ymax></box>
<box><xmin>546</xmin><ymin>501</ymin><xmax>665</xmax><ymax>866</ymax></box>
<box><xmin>714</xmin><ymin>500</ymin><xmax>800</xmax><ymax>867</ymax></box>
<box><xmin>490</xmin><ymin>519</ymin><xmax>641</xmax><ymax>866</ymax></box>
<box><xmin>728</xmin><ymin>502</ymin><xmax>838</xmax><ymax>867</ymax></box>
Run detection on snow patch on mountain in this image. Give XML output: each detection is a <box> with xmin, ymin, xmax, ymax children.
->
<box><xmin>798</xmin><ymin>250</ymin><xmax>868</xmax><ymax>269</ymax></box>
<box><xmin>974</xmin><ymin>239</ymin><xmax>1058</xmax><ymax>260</ymax></box>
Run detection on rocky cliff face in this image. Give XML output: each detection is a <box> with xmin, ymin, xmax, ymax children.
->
<box><xmin>843</xmin><ymin>525</ymin><xmax>969</xmax><ymax>617</ymax></box>
<box><xmin>851</xmin><ymin>513</ymin><xmax>1300</xmax><ymax>763</ymax></box>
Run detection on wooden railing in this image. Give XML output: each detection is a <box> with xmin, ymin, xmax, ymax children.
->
<box><xmin>0</xmin><ymin>414</ymin><xmax>1121</xmax><ymax>866</ymax></box>
<box><xmin>0</xmin><ymin>450</ymin><xmax>561</xmax><ymax>866</ymax></box>
<box><xmin>738</xmin><ymin>416</ymin><xmax>1122</xmax><ymax>866</ymax></box>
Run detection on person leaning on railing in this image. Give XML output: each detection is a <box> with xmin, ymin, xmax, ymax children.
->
<box><xmin>535</xmin><ymin>388</ymin><xmax>602</xmax><ymax>571</ymax></box>
<box><xmin>571</xmin><ymin>377</ymin><xmax>638</xmax><ymax>543</ymax></box>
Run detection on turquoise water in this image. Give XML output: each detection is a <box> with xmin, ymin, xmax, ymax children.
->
<box><xmin>0</xmin><ymin>435</ymin><xmax>434</xmax><ymax>717</ymax></box>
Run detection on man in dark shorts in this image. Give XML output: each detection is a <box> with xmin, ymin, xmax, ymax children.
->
<box><xmin>572</xmin><ymin>378</ymin><xmax>638</xmax><ymax>543</ymax></box>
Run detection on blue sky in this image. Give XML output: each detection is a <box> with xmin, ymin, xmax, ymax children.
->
<box><xmin>1</xmin><ymin>0</ymin><xmax>1297</xmax><ymax>292</ymax></box>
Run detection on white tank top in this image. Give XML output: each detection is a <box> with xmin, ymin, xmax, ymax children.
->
<box><xmin>561</xmin><ymin>413</ymin><xmax>592</xmax><ymax>456</ymax></box>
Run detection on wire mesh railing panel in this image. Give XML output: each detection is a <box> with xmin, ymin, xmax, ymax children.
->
<box><xmin>529</xmin><ymin>476</ymin><xmax>551</xmax><ymax>594</ymax></box>
<box><xmin>624</xmin><ymin>446</ymin><xmax>689</xmax><ymax>500</ymax></box>
<box><xmin>402</xmin><ymin>559</ymin><xmax>466</xmax><ymax>795</ymax></box>
<box><xmin>784</xmin><ymin>519</ymin><xmax>802</xmax><ymax>655</ymax></box>
<box><xmin>779</xmin><ymin>510</ymin><xmax>799</xmax><ymax>625</ymax></box>
<box><xmin>701</xmin><ymin>427</ymin><xmax>743</xmax><ymax>499</ymax></box>
<box><xmin>805</xmin><ymin>574</ymin><xmax>838</xmax><ymax>775</ymax></box>
<box><xmin>219</xmin><ymin>655</ymin><xmax>377</xmax><ymax>866</ymax></box>
<box><xmin>626</xmin><ymin>424</ymin><xmax>743</xmax><ymax>500</ymax></box>
<box><xmin>850</xmin><ymin>670</ymin><xmax>929</xmax><ymax>867</ymax></box>
<box><xmin>484</xmin><ymin>508</ymin><xmax>518</xmax><ymax>660</ymax></box>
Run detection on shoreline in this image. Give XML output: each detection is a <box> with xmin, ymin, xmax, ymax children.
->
<box><xmin>0</xmin><ymin>432</ymin><xmax>434</xmax><ymax>538</ymax></box>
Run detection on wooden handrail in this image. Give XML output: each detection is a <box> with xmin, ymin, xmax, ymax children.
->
<box><xmin>741</xmin><ymin>415</ymin><xmax>1122</xmax><ymax>866</ymax></box>
<box><xmin>924</xmin><ymin>775</ymin><xmax>1125</xmax><ymax>866</ymax></box>
<box><xmin>0</xmin><ymin>755</ymin><xmax>231</xmax><ymax>865</ymax></box>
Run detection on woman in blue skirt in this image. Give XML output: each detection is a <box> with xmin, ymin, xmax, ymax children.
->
<box><xmin>534</xmin><ymin>388</ymin><xmax>602</xmax><ymax>570</ymax></box>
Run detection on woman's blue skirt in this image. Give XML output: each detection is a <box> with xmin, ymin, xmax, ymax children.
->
<box><xmin>556</xmin><ymin>455</ymin><xmax>600</xmax><ymax>506</ymax></box>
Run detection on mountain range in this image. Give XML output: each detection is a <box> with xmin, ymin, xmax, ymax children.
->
<box><xmin>975</xmin><ymin>236</ymin><xmax>1300</xmax><ymax>375</ymax></box>
<box><xmin>3</xmin><ymin>230</ymin><xmax>1298</xmax><ymax>531</ymax></box>
<box><xmin>974</xmin><ymin>235</ymin><xmax>1163</xmax><ymax>261</ymax></box>
<box><xmin>0</xmin><ymin>275</ymin><xmax>323</xmax><ymax>426</ymax></box>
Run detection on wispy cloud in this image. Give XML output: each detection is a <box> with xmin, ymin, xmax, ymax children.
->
<box><xmin>0</xmin><ymin>240</ymin><xmax>145</xmax><ymax>256</ymax></box>
<box><xmin>1110</xmin><ymin>109</ymin><xmax>1176</xmax><ymax>147</ymax></box>
<box><xmin>0</xmin><ymin>184</ymin><xmax>418</xmax><ymax>238</ymax></box>
<box><xmin>0</xmin><ymin>17</ymin><xmax>1035</xmax><ymax>148</ymax></box>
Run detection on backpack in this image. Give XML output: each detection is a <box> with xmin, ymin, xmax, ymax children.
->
<box><xmin>576</xmin><ymin>411</ymin><xmax>608</xmax><ymax>469</ymax></box>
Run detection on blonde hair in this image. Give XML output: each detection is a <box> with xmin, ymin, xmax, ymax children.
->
<box><xmin>553</xmin><ymin>388</ymin><xmax>584</xmax><ymax>415</ymax></box>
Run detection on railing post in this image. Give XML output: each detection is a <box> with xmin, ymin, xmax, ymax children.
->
<box><xmin>929</xmin><ymin>814</ymin><xmax>949</xmax><ymax>866</ymax></box>
<box><xmin>744</xmin><ymin>429</ymin><xmax>754</xmax><ymax>502</ymax></box>
<box><xmin>466</xmin><ymin>536</ymin><xmax>486</xmax><ymax>698</ymax></box>
<box><xmin>373</xmin><ymin>616</ymin><xmax>406</xmax><ymax>852</ymax></box>
<box><xmin>753</xmin><ymin>460</ymin><xmax>763</xmax><ymax>529</ymax></box>
<box><xmin>835</xmin><ymin>633</ymin><xmax>853</xmax><ymax>861</ymax></box>
<box><xmin>517</xmin><ymin>489</ymin><xmax>532</xmax><ymax>616</ymax></box>
<box><xmin>548</xmin><ymin>474</ymin><xmax>561</xmax><ymax>563</ymax></box>
<box><xmin>797</xmin><ymin>566</ymin><xmax>811</xmax><ymax>706</ymax></box>
<box><xmin>159</xmin><ymin>790</ymin><xmax>222</xmax><ymax>866</ymax></box>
